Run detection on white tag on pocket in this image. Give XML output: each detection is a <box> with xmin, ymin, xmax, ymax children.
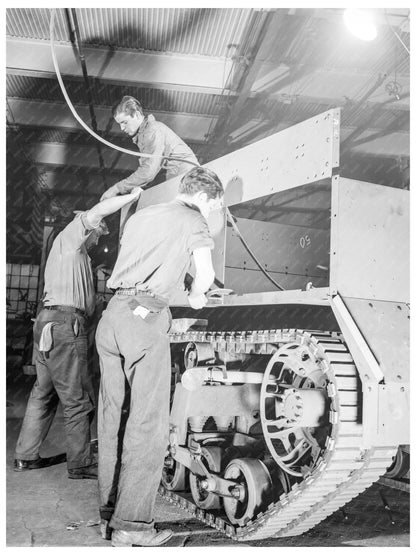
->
<box><xmin>133</xmin><ymin>305</ymin><xmax>150</xmax><ymax>319</ymax></box>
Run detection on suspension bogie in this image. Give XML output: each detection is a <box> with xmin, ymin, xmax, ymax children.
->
<box><xmin>161</xmin><ymin>328</ymin><xmax>396</xmax><ymax>540</ymax></box>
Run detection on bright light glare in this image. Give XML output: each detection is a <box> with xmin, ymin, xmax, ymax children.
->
<box><xmin>343</xmin><ymin>9</ymin><xmax>377</xmax><ymax>41</ymax></box>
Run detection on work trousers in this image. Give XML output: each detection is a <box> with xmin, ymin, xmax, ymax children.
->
<box><xmin>96</xmin><ymin>295</ymin><xmax>171</xmax><ymax>532</ymax></box>
<box><xmin>15</xmin><ymin>309</ymin><xmax>95</xmax><ymax>469</ymax></box>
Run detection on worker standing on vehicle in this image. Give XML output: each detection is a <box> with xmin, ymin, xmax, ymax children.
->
<box><xmin>100</xmin><ymin>96</ymin><xmax>199</xmax><ymax>200</ymax></box>
<box><xmin>96</xmin><ymin>166</ymin><xmax>224</xmax><ymax>547</ymax></box>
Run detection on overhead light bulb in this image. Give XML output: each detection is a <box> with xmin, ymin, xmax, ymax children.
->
<box><xmin>343</xmin><ymin>9</ymin><xmax>377</xmax><ymax>41</ymax></box>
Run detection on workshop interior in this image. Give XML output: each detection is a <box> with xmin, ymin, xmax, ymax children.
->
<box><xmin>6</xmin><ymin>7</ymin><xmax>410</xmax><ymax>547</ymax></box>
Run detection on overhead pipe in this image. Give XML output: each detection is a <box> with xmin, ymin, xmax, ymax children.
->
<box><xmin>67</xmin><ymin>8</ymin><xmax>108</xmax><ymax>190</ymax></box>
<box><xmin>206</xmin><ymin>10</ymin><xmax>276</xmax><ymax>153</ymax></box>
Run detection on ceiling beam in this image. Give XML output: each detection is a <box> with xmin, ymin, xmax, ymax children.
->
<box><xmin>6</xmin><ymin>37</ymin><xmax>234</xmax><ymax>95</ymax></box>
<box><xmin>218</xmin><ymin>10</ymin><xmax>277</xmax><ymax>136</ymax></box>
<box><xmin>6</xmin><ymin>98</ymin><xmax>217</xmax><ymax>142</ymax></box>
<box><xmin>7</xmin><ymin>37</ymin><xmax>410</xmax><ymax>109</ymax></box>
<box><xmin>252</xmin><ymin>64</ymin><xmax>410</xmax><ymax>108</ymax></box>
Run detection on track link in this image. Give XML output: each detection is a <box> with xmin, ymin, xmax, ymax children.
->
<box><xmin>160</xmin><ymin>328</ymin><xmax>396</xmax><ymax>540</ymax></box>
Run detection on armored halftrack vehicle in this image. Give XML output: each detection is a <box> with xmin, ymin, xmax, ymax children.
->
<box><xmin>128</xmin><ymin>108</ymin><xmax>409</xmax><ymax>540</ymax></box>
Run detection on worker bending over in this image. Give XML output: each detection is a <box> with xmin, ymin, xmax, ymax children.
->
<box><xmin>100</xmin><ymin>95</ymin><xmax>198</xmax><ymax>200</ymax></box>
<box><xmin>96</xmin><ymin>166</ymin><xmax>224</xmax><ymax>547</ymax></box>
<box><xmin>14</xmin><ymin>188</ymin><xmax>143</xmax><ymax>479</ymax></box>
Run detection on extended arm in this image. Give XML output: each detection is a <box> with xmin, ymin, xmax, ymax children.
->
<box><xmin>188</xmin><ymin>247</ymin><xmax>215</xmax><ymax>309</ymax></box>
<box><xmin>86</xmin><ymin>187</ymin><xmax>143</xmax><ymax>228</ymax></box>
<box><xmin>100</xmin><ymin>126</ymin><xmax>165</xmax><ymax>201</ymax></box>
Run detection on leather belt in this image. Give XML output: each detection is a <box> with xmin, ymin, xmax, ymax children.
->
<box><xmin>43</xmin><ymin>305</ymin><xmax>87</xmax><ymax>318</ymax></box>
<box><xmin>115</xmin><ymin>287</ymin><xmax>155</xmax><ymax>297</ymax></box>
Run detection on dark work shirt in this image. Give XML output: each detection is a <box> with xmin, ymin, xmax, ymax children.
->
<box><xmin>116</xmin><ymin>114</ymin><xmax>199</xmax><ymax>193</ymax></box>
<box><xmin>107</xmin><ymin>200</ymin><xmax>214</xmax><ymax>302</ymax></box>
<box><xmin>43</xmin><ymin>213</ymin><xmax>97</xmax><ymax>316</ymax></box>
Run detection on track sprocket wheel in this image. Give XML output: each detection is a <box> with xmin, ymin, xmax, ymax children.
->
<box><xmin>260</xmin><ymin>340</ymin><xmax>331</xmax><ymax>477</ymax></box>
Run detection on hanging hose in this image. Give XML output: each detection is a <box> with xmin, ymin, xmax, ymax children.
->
<box><xmin>49</xmin><ymin>8</ymin><xmax>199</xmax><ymax>168</ymax></box>
<box><xmin>49</xmin><ymin>8</ymin><xmax>284</xmax><ymax>291</ymax></box>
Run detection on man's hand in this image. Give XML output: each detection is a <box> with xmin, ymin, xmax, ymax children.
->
<box><xmin>129</xmin><ymin>186</ymin><xmax>143</xmax><ymax>199</ymax></box>
<box><xmin>100</xmin><ymin>185</ymin><xmax>119</xmax><ymax>202</ymax></box>
<box><xmin>188</xmin><ymin>292</ymin><xmax>207</xmax><ymax>310</ymax></box>
<box><xmin>87</xmin><ymin>186</ymin><xmax>144</xmax><ymax>228</ymax></box>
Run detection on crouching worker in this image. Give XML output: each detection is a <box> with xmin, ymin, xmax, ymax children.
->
<box><xmin>96</xmin><ymin>167</ymin><xmax>224</xmax><ymax>547</ymax></box>
<box><xmin>14</xmin><ymin>188</ymin><xmax>143</xmax><ymax>480</ymax></box>
<box><xmin>100</xmin><ymin>95</ymin><xmax>199</xmax><ymax>200</ymax></box>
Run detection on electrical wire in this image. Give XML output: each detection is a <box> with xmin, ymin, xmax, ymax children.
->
<box><xmin>49</xmin><ymin>8</ymin><xmax>199</xmax><ymax>168</ymax></box>
<box><xmin>226</xmin><ymin>212</ymin><xmax>285</xmax><ymax>291</ymax></box>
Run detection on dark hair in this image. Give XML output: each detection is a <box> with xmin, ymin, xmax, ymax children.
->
<box><xmin>179</xmin><ymin>167</ymin><xmax>224</xmax><ymax>199</ymax></box>
<box><xmin>112</xmin><ymin>96</ymin><xmax>144</xmax><ymax>118</ymax></box>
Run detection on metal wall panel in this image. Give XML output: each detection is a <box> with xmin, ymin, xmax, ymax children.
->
<box><xmin>330</xmin><ymin>293</ymin><xmax>409</xmax><ymax>445</ymax></box>
<box><xmin>376</xmin><ymin>383</ymin><xmax>409</xmax><ymax>445</ymax></box>
<box><xmin>224</xmin><ymin>217</ymin><xmax>329</xmax><ymax>294</ymax></box>
<box><xmin>330</xmin><ymin>177</ymin><xmax>409</xmax><ymax>302</ymax></box>
<box><xmin>136</xmin><ymin>109</ymin><xmax>339</xmax><ymax>295</ymax></box>
<box><xmin>139</xmin><ymin>108</ymin><xmax>340</xmax><ymax>210</ymax></box>
<box><xmin>343</xmin><ymin>297</ymin><xmax>409</xmax><ymax>383</ymax></box>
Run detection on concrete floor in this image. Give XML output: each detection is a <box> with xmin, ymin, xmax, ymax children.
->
<box><xmin>6</xmin><ymin>372</ymin><xmax>410</xmax><ymax>548</ymax></box>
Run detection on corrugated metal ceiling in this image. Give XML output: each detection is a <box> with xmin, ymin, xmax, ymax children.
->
<box><xmin>6</xmin><ymin>7</ymin><xmax>257</xmax><ymax>58</ymax></box>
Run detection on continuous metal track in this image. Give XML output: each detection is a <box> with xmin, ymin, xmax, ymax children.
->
<box><xmin>159</xmin><ymin>328</ymin><xmax>395</xmax><ymax>541</ymax></box>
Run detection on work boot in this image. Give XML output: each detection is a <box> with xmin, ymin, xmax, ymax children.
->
<box><xmin>68</xmin><ymin>463</ymin><xmax>98</xmax><ymax>480</ymax></box>
<box><xmin>111</xmin><ymin>527</ymin><xmax>173</xmax><ymax>547</ymax></box>
<box><xmin>100</xmin><ymin>519</ymin><xmax>112</xmax><ymax>540</ymax></box>
<box><xmin>14</xmin><ymin>453</ymin><xmax>67</xmax><ymax>472</ymax></box>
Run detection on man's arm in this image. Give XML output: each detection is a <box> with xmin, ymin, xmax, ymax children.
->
<box><xmin>100</xmin><ymin>126</ymin><xmax>165</xmax><ymax>201</ymax></box>
<box><xmin>86</xmin><ymin>187</ymin><xmax>143</xmax><ymax>228</ymax></box>
<box><xmin>188</xmin><ymin>247</ymin><xmax>215</xmax><ymax>310</ymax></box>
